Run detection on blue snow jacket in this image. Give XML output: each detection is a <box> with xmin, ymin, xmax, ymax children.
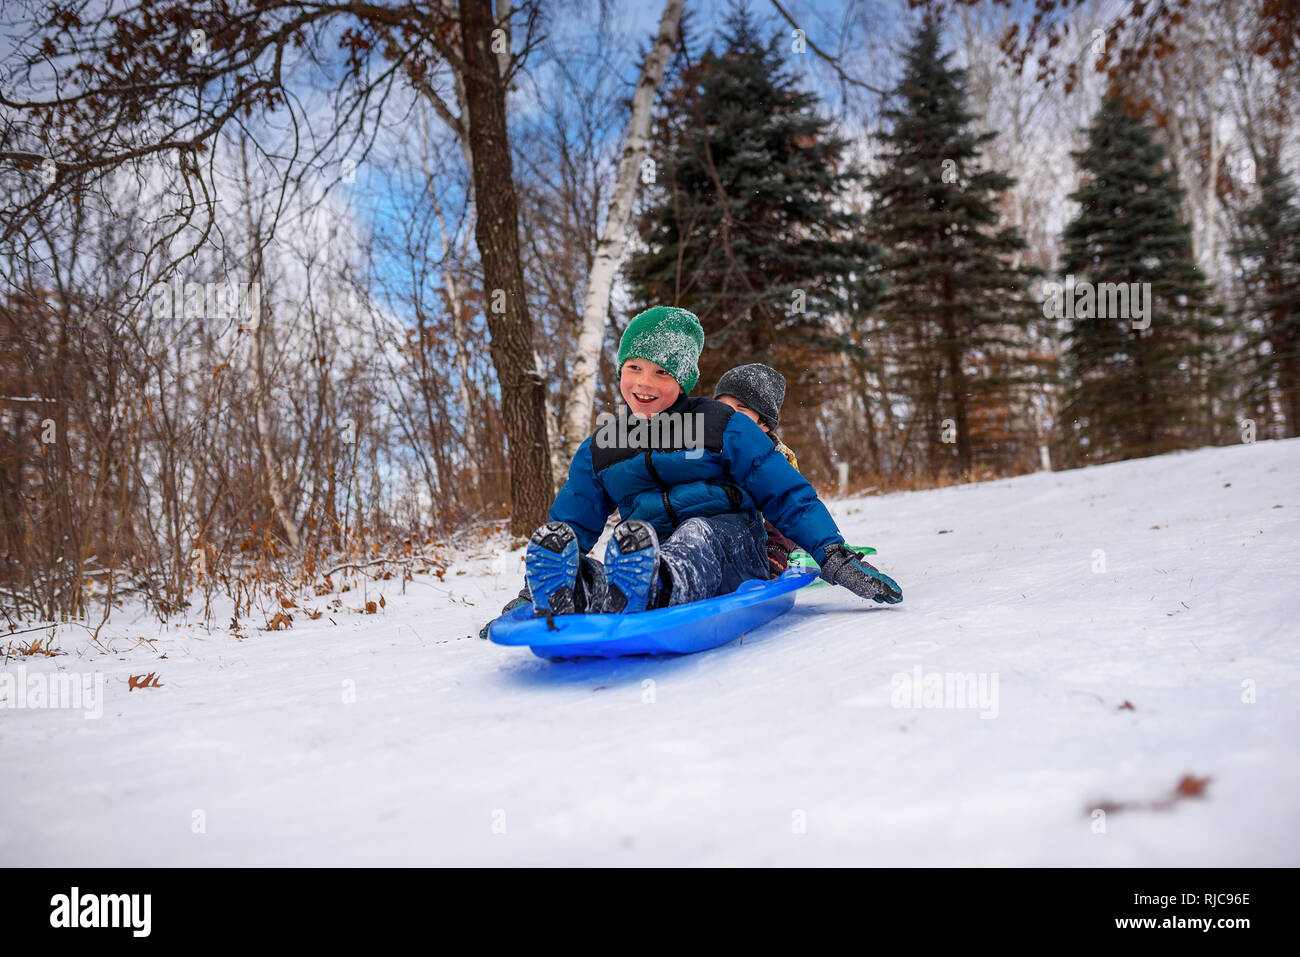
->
<box><xmin>550</xmin><ymin>394</ymin><xmax>845</xmax><ymax>565</ymax></box>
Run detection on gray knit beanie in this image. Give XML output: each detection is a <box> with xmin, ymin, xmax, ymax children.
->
<box><xmin>713</xmin><ymin>363</ymin><xmax>786</xmax><ymax>431</ymax></box>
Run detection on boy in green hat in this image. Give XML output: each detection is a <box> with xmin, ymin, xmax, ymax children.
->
<box><xmin>487</xmin><ymin>305</ymin><xmax>902</xmax><ymax>626</ymax></box>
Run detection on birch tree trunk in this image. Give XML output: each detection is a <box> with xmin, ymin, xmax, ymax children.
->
<box><xmin>560</xmin><ymin>0</ymin><xmax>684</xmax><ymax>459</ymax></box>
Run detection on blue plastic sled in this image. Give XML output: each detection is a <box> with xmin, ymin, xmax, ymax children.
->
<box><xmin>488</xmin><ymin>569</ymin><xmax>819</xmax><ymax>660</ymax></box>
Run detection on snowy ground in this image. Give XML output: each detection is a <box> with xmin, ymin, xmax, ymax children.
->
<box><xmin>2</xmin><ymin>439</ymin><xmax>1298</xmax><ymax>866</ymax></box>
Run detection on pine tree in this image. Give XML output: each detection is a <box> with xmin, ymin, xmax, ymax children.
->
<box><xmin>624</xmin><ymin>2</ymin><xmax>879</xmax><ymax>460</ymax></box>
<box><xmin>1059</xmin><ymin>93</ymin><xmax>1223</xmax><ymax>464</ymax></box>
<box><xmin>866</xmin><ymin>18</ymin><xmax>1046</xmax><ymax>480</ymax></box>
<box><xmin>1232</xmin><ymin>152</ymin><xmax>1300</xmax><ymax>438</ymax></box>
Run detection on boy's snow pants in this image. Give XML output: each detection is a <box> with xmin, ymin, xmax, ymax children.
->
<box><xmin>657</xmin><ymin>513</ymin><xmax>769</xmax><ymax>606</ymax></box>
<box><xmin>568</xmin><ymin>512</ymin><xmax>770</xmax><ymax>611</ymax></box>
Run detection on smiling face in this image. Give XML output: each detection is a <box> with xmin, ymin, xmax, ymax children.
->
<box><xmin>620</xmin><ymin>359</ymin><xmax>681</xmax><ymax>417</ymax></box>
<box><xmin>716</xmin><ymin>394</ymin><xmax>770</xmax><ymax>432</ymax></box>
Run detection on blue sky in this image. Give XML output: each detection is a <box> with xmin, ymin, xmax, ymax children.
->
<box><xmin>352</xmin><ymin>0</ymin><xmax>923</xmax><ymax>313</ymax></box>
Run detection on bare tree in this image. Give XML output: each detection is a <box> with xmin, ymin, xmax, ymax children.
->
<box><xmin>0</xmin><ymin>0</ymin><xmax>556</xmax><ymax>538</ymax></box>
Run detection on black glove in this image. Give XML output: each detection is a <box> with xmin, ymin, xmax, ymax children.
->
<box><xmin>818</xmin><ymin>544</ymin><xmax>902</xmax><ymax>604</ymax></box>
<box><xmin>478</xmin><ymin>592</ymin><xmax>531</xmax><ymax>639</ymax></box>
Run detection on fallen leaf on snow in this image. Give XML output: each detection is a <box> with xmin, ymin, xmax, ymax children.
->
<box><xmin>128</xmin><ymin>672</ymin><xmax>164</xmax><ymax>691</ymax></box>
<box><xmin>1085</xmin><ymin>772</ymin><xmax>1212</xmax><ymax>816</ymax></box>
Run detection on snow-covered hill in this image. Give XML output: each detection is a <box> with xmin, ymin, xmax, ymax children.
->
<box><xmin>2</xmin><ymin>439</ymin><xmax>1298</xmax><ymax>865</ymax></box>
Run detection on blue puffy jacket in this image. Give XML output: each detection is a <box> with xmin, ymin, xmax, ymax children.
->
<box><xmin>550</xmin><ymin>395</ymin><xmax>845</xmax><ymax>565</ymax></box>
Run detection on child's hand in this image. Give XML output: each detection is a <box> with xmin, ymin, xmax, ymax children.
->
<box><xmin>819</xmin><ymin>545</ymin><xmax>903</xmax><ymax>604</ymax></box>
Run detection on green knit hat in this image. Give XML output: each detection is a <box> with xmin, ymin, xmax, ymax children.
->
<box><xmin>616</xmin><ymin>306</ymin><xmax>705</xmax><ymax>393</ymax></box>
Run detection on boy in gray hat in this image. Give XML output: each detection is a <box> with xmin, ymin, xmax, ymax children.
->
<box><xmin>713</xmin><ymin>363</ymin><xmax>802</xmax><ymax>576</ymax></box>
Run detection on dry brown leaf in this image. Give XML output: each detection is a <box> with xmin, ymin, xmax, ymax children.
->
<box><xmin>1087</xmin><ymin>772</ymin><xmax>1212</xmax><ymax>817</ymax></box>
<box><xmin>1176</xmin><ymin>774</ymin><xmax>1211</xmax><ymax>797</ymax></box>
<box><xmin>268</xmin><ymin>610</ymin><xmax>293</xmax><ymax>630</ymax></box>
<box><xmin>364</xmin><ymin>601</ymin><xmax>377</xmax><ymax>614</ymax></box>
<box><xmin>15</xmin><ymin>637</ymin><xmax>61</xmax><ymax>657</ymax></box>
<box><xmin>128</xmin><ymin>672</ymin><xmax>164</xmax><ymax>691</ymax></box>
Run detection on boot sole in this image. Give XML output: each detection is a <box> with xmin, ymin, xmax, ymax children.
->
<box><xmin>601</xmin><ymin>521</ymin><xmax>660</xmax><ymax>614</ymax></box>
<box><xmin>525</xmin><ymin>522</ymin><xmax>579</xmax><ymax>616</ymax></box>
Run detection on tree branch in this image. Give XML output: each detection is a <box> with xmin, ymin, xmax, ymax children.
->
<box><xmin>767</xmin><ymin>0</ymin><xmax>888</xmax><ymax>96</ymax></box>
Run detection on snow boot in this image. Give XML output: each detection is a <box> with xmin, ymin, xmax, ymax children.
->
<box><xmin>525</xmin><ymin>521</ymin><xmax>580</xmax><ymax>617</ymax></box>
<box><xmin>600</xmin><ymin>520</ymin><xmax>663</xmax><ymax>614</ymax></box>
